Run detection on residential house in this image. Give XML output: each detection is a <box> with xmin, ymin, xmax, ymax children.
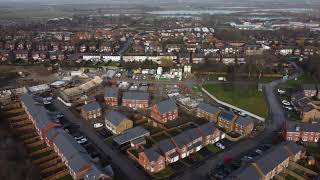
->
<box><xmin>151</xmin><ymin>99</ymin><xmax>178</xmax><ymax>124</ymax></box>
<box><xmin>81</xmin><ymin>101</ymin><xmax>102</xmax><ymax>121</ymax></box>
<box><xmin>301</xmin><ymin>84</ymin><xmax>317</xmax><ymax>97</ymax></box>
<box><xmin>217</xmin><ymin>111</ymin><xmax>238</xmax><ymax>132</ymax></box>
<box><xmin>122</xmin><ymin>92</ymin><xmax>150</xmax><ymax>109</ymax></box>
<box><xmin>196</xmin><ymin>102</ymin><xmax>221</xmax><ymax>122</ymax></box>
<box><xmin>138</xmin><ymin>147</ymin><xmax>165</xmax><ymax>173</ymax></box>
<box><xmin>226</xmin><ymin>142</ymin><xmax>304</xmax><ymax>180</ymax></box>
<box><xmin>15</xmin><ymin>50</ymin><xmax>29</xmax><ymax>61</ymax></box>
<box><xmin>104</xmin><ymin>88</ymin><xmax>119</xmax><ymax>106</ymax></box>
<box><xmin>198</xmin><ymin>122</ymin><xmax>225</xmax><ymax>145</ymax></box>
<box><xmin>0</xmin><ymin>50</ymin><xmax>11</xmax><ymax>61</ymax></box>
<box><xmin>234</xmin><ymin>116</ymin><xmax>254</xmax><ymax>135</ymax></box>
<box><xmin>105</xmin><ymin>111</ymin><xmax>133</xmax><ymax>135</ymax></box>
<box><xmin>156</xmin><ymin>139</ymin><xmax>179</xmax><ymax>164</ymax></box>
<box><xmin>286</xmin><ymin>122</ymin><xmax>320</xmax><ymax>142</ymax></box>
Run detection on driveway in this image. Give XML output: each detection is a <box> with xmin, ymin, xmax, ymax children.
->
<box><xmin>53</xmin><ymin>99</ymin><xmax>149</xmax><ymax>180</ymax></box>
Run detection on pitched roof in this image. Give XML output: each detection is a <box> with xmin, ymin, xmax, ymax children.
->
<box><xmin>123</xmin><ymin>91</ymin><xmax>149</xmax><ymax>101</ymax></box>
<box><xmin>302</xmin><ymin>84</ymin><xmax>317</xmax><ymax>91</ymax></box>
<box><xmin>104</xmin><ymin>88</ymin><xmax>119</xmax><ymax>98</ymax></box>
<box><xmin>143</xmin><ymin>147</ymin><xmax>162</xmax><ymax>162</ymax></box>
<box><xmin>82</xmin><ymin>102</ymin><xmax>101</xmax><ymax>112</ymax></box>
<box><xmin>225</xmin><ymin>165</ymin><xmax>261</xmax><ymax>180</ymax></box>
<box><xmin>198</xmin><ymin>102</ymin><xmax>220</xmax><ymax>114</ymax></box>
<box><xmin>198</xmin><ymin>121</ymin><xmax>218</xmax><ymax>136</ymax></box>
<box><xmin>219</xmin><ymin>111</ymin><xmax>236</xmax><ymax>122</ymax></box>
<box><xmin>184</xmin><ymin>128</ymin><xmax>202</xmax><ymax>142</ymax></box>
<box><xmin>254</xmin><ymin>144</ymin><xmax>291</xmax><ymax>175</ymax></box>
<box><xmin>287</xmin><ymin>121</ymin><xmax>320</xmax><ymax>133</ymax></box>
<box><xmin>236</xmin><ymin>117</ymin><xmax>254</xmax><ymax>127</ymax></box>
<box><xmin>113</xmin><ymin>126</ymin><xmax>150</xmax><ymax>145</ymax></box>
<box><xmin>157</xmin><ymin>139</ymin><xmax>176</xmax><ymax>153</ymax></box>
<box><xmin>105</xmin><ymin>111</ymin><xmax>129</xmax><ymax>126</ymax></box>
<box><xmin>155</xmin><ymin>99</ymin><xmax>177</xmax><ymax>115</ymax></box>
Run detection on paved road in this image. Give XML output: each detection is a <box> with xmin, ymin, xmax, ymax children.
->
<box><xmin>53</xmin><ymin>99</ymin><xmax>149</xmax><ymax>180</ymax></box>
<box><xmin>175</xmin><ymin>63</ymin><xmax>303</xmax><ymax>180</ymax></box>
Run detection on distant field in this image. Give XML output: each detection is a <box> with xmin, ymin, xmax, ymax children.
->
<box><xmin>203</xmin><ymin>83</ymin><xmax>268</xmax><ymax>117</ymax></box>
<box><xmin>285</xmin><ymin>73</ymin><xmax>315</xmax><ymax>88</ymax></box>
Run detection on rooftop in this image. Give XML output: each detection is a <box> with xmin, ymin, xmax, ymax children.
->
<box><xmin>105</xmin><ymin>111</ymin><xmax>129</xmax><ymax>126</ymax></box>
<box><xmin>113</xmin><ymin>126</ymin><xmax>150</xmax><ymax>145</ymax></box>
<box><xmin>123</xmin><ymin>91</ymin><xmax>149</xmax><ymax>101</ymax></box>
<box><xmin>82</xmin><ymin>102</ymin><xmax>101</xmax><ymax>112</ymax></box>
<box><xmin>198</xmin><ymin>102</ymin><xmax>220</xmax><ymax>114</ymax></box>
<box><xmin>155</xmin><ymin>99</ymin><xmax>177</xmax><ymax>115</ymax></box>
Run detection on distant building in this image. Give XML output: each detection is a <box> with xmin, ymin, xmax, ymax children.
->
<box><xmin>81</xmin><ymin>102</ymin><xmax>102</xmax><ymax>121</ymax></box>
<box><xmin>151</xmin><ymin>99</ymin><xmax>178</xmax><ymax>124</ymax></box>
<box><xmin>105</xmin><ymin>111</ymin><xmax>133</xmax><ymax>135</ymax></box>
<box><xmin>301</xmin><ymin>84</ymin><xmax>317</xmax><ymax>98</ymax></box>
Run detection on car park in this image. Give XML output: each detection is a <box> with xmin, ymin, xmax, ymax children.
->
<box><xmin>94</xmin><ymin>123</ymin><xmax>104</xmax><ymax>129</ymax></box>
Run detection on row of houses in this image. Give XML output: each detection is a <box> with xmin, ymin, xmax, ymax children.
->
<box><xmin>137</xmin><ymin>121</ymin><xmax>225</xmax><ymax>173</ymax></box>
<box><xmin>285</xmin><ymin>121</ymin><xmax>320</xmax><ymax>143</ymax></box>
<box><xmin>196</xmin><ymin>102</ymin><xmax>255</xmax><ymax>136</ymax></box>
<box><xmin>20</xmin><ymin>93</ymin><xmax>109</xmax><ymax>180</ymax></box>
<box><xmin>226</xmin><ymin>142</ymin><xmax>304</xmax><ymax>180</ymax></box>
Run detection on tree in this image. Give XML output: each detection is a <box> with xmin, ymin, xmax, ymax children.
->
<box><xmin>160</xmin><ymin>57</ymin><xmax>173</xmax><ymax>68</ymax></box>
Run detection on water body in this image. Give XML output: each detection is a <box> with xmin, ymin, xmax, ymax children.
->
<box><xmin>148</xmin><ymin>8</ymin><xmax>313</xmax><ymax>16</ymax></box>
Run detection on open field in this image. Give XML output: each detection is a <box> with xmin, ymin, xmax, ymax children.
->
<box><xmin>203</xmin><ymin>83</ymin><xmax>268</xmax><ymax>117</ymax></box>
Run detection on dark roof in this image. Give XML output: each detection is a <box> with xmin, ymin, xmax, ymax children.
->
<box><xmin>198</xmin><ymin>102</ymin><xmax>220</xmax><ymax>114</ymax></box>
<box><xmin>302</xmin><ymin>104</ymin><xmax>316</xmax><ymax>112</ymax></box>
<box><xmin>254</xmin><ymin>144</ymin><xmax>291</xmax><ymax>175</ymax></box>
<box><xmin>225</xmin><ymin>165</ymin><xmax>261</xmax><ymax>180</ymax></box>
<box><xmin>284</xmin><ymin>142</ymin><xmax>304</xmax><ymax>155</ymax></box>
<box><xmin>82</xmin><ymin>101</ymin><xmax>101</xmax><ymax>112</ymax></box>
<box><xmin>219</xmin><ymin>111</ymin><xmax>236</xmax><ymax>122</ymax></box>
<box><xmin>155</xmin><ymin>99</ymin><xmax>177</xmax><ymax>115</ymax></box>
<box><xmin>143</xmin><ymin>147</ymin><xmax>161</xmax><ymax>162</ymax></box>
<box><xmin>157</xmin><ymin>139</ymin><xmax>176</xmax><ymax>153</ymax></box>
<box><xmin>113</xmin><ymin>126</ymin><xmax>150</xmax><ymax>145</ymax></box>
<box><xmin>287</xmin><ymin>121</ymin><xmax>320</xmax><ymax>133</ymax></box>
<box><xmin>302</xmin><ymin>84</ymin><xmax>317</xmax><ymax>91</ymax></box>
<box><xmin>236</xmin><ymin>117</ymin><xmax>253</xmax><ymax>127</ymax></box>
<box><xmin>198</xmin><ymin>122</ymin><xmax>218</xmax><ymax>136</ymax></box>
<box><xmin>184</xmin><ymin>128</ymin><xmax>202</xmax><ymax>142</ymax></box>
<box><xmin>172</xmin><ymin>133</ymin><xmax>189</xmax><ymax>149</ymax></box>
<box><xmin>123</xmin><ymin>91</ymin><xmax>149</xmax><ymax>101</ymax></box>
<box><xmin>105</xmin><ymin>111</ymin><xmax>129</xmax><ymax>126</ymax></box>
<box><xmin>104</xmin><ymin>88</ymin><xmax>119</xmax><ymax>98</ymax></box>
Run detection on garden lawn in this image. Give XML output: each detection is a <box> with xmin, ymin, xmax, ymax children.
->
<box><xmin>203</xmin><ymin>83</ymin><xmax>268</xmax><ymax>117</ymax></box>
<box><xmin>152</xmin><ymin>167</ymin><xmax>175</xmax><ymax>180</ymax></box>
<box><xmin>285</xmin><ymin>73</ymin><xmax>315</xmax><ymax>88</ymax></box>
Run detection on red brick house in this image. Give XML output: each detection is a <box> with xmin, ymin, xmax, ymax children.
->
<box><xmin>138</xmin><ymin>147</ymin><xmax>165</xmax><ymax>173</ymax></box>
<box><xmin>151</xmin><ymin>99</ymin><xmax>178</xmax><ymax>123</ymax></box>
<box><xmin>81</xmin><ymin>101</ymin><xmax>102</xmax><ymax>121</ymax></box>
<box><xmin>234</xmin><ymin>117</ymin><xmax>254</xmax><ymax>135</ymax></box>
<box><xmin>286</xmin><ymin>122</ymin><xmax>320</xmax><ymax>143</ymax></box>
<box><xmin>156</xmin><ymin>139</ymin><xmax>179</xmax><ymax>164</ymax></box>
<box><xmin>198</xmin><ymin>121</ymin><xmax>225</xmax><ymax>145</ymax></box>
<box><xmin>217</xmin><ymin>111</ymin><xmax>238</xmax><ymax>132</ymax></box>
<box><xmin>122</xmin><ymin>92</ymin><xmax>150</xmax><ymax>109</ymax></box>
<box><xmin>196</xmin><ymin>102</ymin><xmax>221</xmax><ymax>122</ymax></box>
<box><xmin>104</xmin><ymin>88</ymin><xmax>119</xmax><ymax>106</ymax></box>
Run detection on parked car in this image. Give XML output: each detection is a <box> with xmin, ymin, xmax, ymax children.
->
<box><xmin>238</xmin><ymin>111</ymin><xmax>247</xmax><ymax>117</ymax></box>
<box><xmin>216</xmin><ymin>142</ymin><xmax>225</xmax><ymax>150</ymax></box>
<box><xmin>77</xmin><ymin>138</ymin><xmax>88</xmax><ymax>144</ymax></box>
<box><xmin>283</xmin><ymin>106</ymin><xmax>293</xmax><ymax>111</ymax></box>
<box><xmin>281</xmin><ymin>100</ymin><xmax>291</xmax><ymax>106</ymax></box>
<box><xmin>93</xmin><ymin>123</ymin><xmax>104</xmax><ymax>129</ymax></box>
<box><xmin>255</xmin><ymin>149</ymin><xmax>263</xmax><ymax>155</ymax></box>
<box><xmin>278</xmin><ymin>89</ymin><xmax>286</xmax><ymax>94</ymax></box>
<box><xmin>74</xmin><ymin>136</ymin><xmax>84</xmax><ymax>140</ymax></box>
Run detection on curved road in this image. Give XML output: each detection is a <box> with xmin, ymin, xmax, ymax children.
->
<box><xmin>175</xmin><ymin>63</ymin><xmax>303</xmax><ymax>180</ymax></box>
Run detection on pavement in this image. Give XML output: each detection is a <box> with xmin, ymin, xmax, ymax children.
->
<box><xmin>52</xmin><ymin>99</ymin><xmax>149</xmax><ymax>180</ymax></box>
<box><xmin>174</xmin><ymin>62</ymin><xmax>303</xmax><ymax>180</ymax></box>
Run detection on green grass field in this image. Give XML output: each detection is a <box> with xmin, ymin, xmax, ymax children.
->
<box><xmin>203</xmin><ymin>83</ymin><xmax>268</xmax><ymax>117</ymax></box>
<box><xmin>152</xmin><ymin>167</ymin><xmax>175</xmax><ymax>179</ymax></box>
<box><xmin>285</xmin><ymin>73</ymin><xmax>315</xmax><ymax>88</ymax></box>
